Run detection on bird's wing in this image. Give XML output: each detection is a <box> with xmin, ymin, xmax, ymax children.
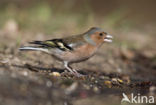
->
<box><xmin>29</xmin><ymin>39</ymin><xmax>72</xmax><ymax>51</ymax></box>
<box><xmin>29</xmin><ymin>35</ymin><xmax>86</xmax><ymax>52</ymax></box>
<box><xmin>62</xmin><ymin>34</ymin><xmax>86</xmax><ymax>49</ymax></box>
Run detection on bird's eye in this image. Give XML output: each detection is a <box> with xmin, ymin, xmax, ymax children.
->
<box><xmin>99</xmin><ymin>33</ymin><xmax>103</xmax><ymax>36</ymax></box>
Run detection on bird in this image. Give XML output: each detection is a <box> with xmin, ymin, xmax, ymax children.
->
<box><xmin>19</xmin><ymin>27</ymin><xmax>113</xmax><ymax>77</ymax></box>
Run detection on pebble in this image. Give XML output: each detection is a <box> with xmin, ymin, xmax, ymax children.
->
<box><xmin>46</xmin><ymin>80</ymin><xmax>52</xmax><ymax>87</ymax></box>
<box><xmin>104</xmin><ymin>80</ymin><xmax>112</xmax><ymax>88</ymax></box>
<box><xmin>50</xmin><ymin>72</ymin><xmax>61</xmax><ymax>77</ymax></box>
<box><xmin>93</xmin><ymin>86</ymin><xmax>99</xmax><ymax>92</ymax></box>
<box><xmin>22</xmin><ymin>71</ymin><xmax>28</xmax><ymax>76</ymax></box>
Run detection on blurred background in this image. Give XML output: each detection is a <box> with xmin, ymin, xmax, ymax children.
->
<box><xmin>0</xmin><ymin>0</ymin><xmax>156</xmax><ymax>33</ymax></box>
<box><xmin>0</xmin><ymin>0</ymin><xmax>156</xmax><ymax>105</ymax></box>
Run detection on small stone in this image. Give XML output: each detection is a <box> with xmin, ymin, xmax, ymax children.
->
<box><xmin>46</xmin><ymin>80</ymin><xmax>52</xmax><ymax>87</ymax></box>
<box><xmin>93</xmin><ymin>86</ymin><xmax>99</xmax><ymax>92</ymax></box>
<box><xmin>90</xmin><ymin>84</ymin><xmax>93</xmax><ymax>88</ymax></box>
<box><xmin>99</xmin><ymin>76</ymin><xmax>110</xmax><ymax>80</ymax></box>
<box><xmin>104</xmin><ymin>80</ymin><xmax>112</xmax><ymax>88</ymax></box>
<box><xmin>50</xmin><ymin>72</ymin><xmax>61</xmax><ymax>77</ymax></box>
<box><xmin>91</xmin><ymin>77</ymin><xmax>95</xmax><ymax>81</ymax></box>
<box><xmin>95</xmin><ymin>80</ymin><xmax>98</xmax><ymax>83</ymax></box>
<box><xmin>22</xmin><ymin>71</ymin><xmax>28</xmax><ymax>76</ymax></box>
<box><xmin>117</xmin><ymin>78</ymin><xmax>123</xmax><ymax>83</ymax></box>
<box><xmin>111</xmin><ymin>78</ymin><xmax>118</xmax><ymax>82</ymax></box>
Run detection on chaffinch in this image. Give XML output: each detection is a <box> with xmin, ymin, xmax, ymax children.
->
<box><xmin>19</xmin><ymin>27</ymin><xmax>113</xmax><ymax>77</ymax></box>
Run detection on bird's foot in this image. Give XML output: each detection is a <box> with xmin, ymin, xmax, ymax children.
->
<box><xmin>74</xmin><ymin>72</ymin><xmax>84</xmax><ymax>77</ymax></box>
<box><xmin>65</xmin><ymin>69</ymin><xmax>84</xmax><ymax>77</ymax></box>
<box><xmin>72</xmin><ymin>69</ymin><xmax>85</xmax><ymax>77</ymax></box>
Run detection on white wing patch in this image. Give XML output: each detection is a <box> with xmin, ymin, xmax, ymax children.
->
<box><xmin>68</xmin><ymin>43</ymin><xmax>75</xmax><ymax>47</ymax></box>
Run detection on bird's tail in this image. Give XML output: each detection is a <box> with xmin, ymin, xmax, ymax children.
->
<box><xmin>19</xmin><ymin>46</ymin><xmax>49</xmax><ymax>53</ymax></box>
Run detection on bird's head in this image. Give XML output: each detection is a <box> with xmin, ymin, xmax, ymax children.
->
<box><xmin>84</xmin><ymin>27</ymin><xmax>113</xmax><ymax>46</ymax></box>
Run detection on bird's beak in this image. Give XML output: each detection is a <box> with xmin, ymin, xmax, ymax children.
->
<box><xmin>104</xmin><ymin>34</ymin><xmax>113</xmax><ymax>43</ymax></box>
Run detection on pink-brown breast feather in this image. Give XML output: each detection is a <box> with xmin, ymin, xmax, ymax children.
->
<box><xmin>58</xmin><ymin>44</ymin><xmax>97</xmax><ymax>63</ymax></box>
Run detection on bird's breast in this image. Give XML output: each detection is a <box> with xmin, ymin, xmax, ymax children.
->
<box><xmin>53</xmin><ymin>44</ymin><xmax>98</xmax><ymax>63</ymax></box>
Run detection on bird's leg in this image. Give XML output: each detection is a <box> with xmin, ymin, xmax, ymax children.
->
<box><xmin>64</xmin><ymin>61</ymin><xmax>75</xmax><ymax>74</ymax></box>
<box><xmin>72</xmin><ymin>69</ymin><xmax>80</xmax><ymax>75</ymax></box>
<box><xmin>63</xmin><ymin>61</ymin><xmax>82</xmax><ymax>77</ymax></box>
